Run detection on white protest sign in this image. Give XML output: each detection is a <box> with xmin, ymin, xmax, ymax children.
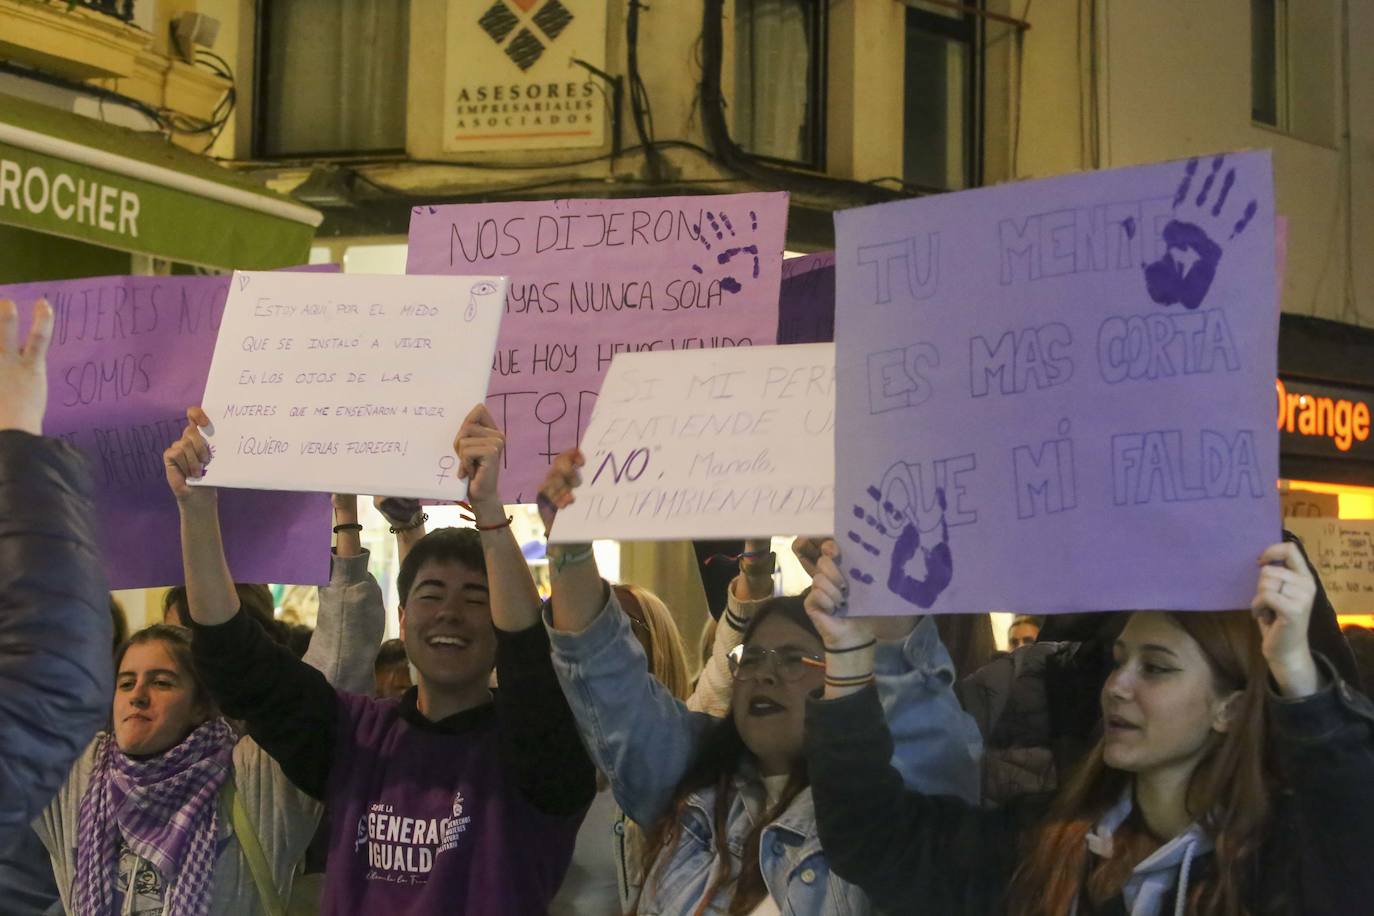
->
<box><xmin>549</xmin><ymin>343</ymin><xmax>835</xmax><ymax>542</ymax></box>
<box><xmin>194</xmin><ymin>271</ymin><xmax>506</xmax><ymax>499</ymax></box>
<box><xmin>1285</xmin><ymin>518</ymin><xmax>1374</xmax><ymax>613</ymax></box>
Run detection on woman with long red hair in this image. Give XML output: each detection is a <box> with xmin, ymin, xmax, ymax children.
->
<box><xmin>804</xmin><ymin>539</ymin><xmax>1374</xmax><ymax>915</ymax></box>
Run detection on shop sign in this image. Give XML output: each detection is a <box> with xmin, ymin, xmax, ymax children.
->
<box><xmin>1276</xmin><ymin>377</ymin><xmax>1374</xmax><ymax>461</ymax></box>
<box><xmin>0</xmin><ymin>143</ymin><xmax>312</xmax><ymax>269</ymax></box>
<box><xmin>443</xmin><ymin>0</ymin><xmax>608</xmax><ymax>153</ymax></box>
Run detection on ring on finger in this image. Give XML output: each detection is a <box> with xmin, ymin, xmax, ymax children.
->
<box><xmin>1278</xmin><ymin>580</ymin><xmax>1286</xmax><ymax>596</ymax></box>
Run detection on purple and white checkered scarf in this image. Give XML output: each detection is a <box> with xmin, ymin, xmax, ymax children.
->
<box><xmin>73</xmin><ymin>718</ymin><xmax>237</xmax><ymax>916</ymax></box>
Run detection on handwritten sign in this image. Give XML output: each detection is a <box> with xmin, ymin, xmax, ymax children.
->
<box><xmin>1285</xmin><ymin>518</ymin><xmax>1374</xmax><ymax>614</ymax></box>
<box><xmin>194</xmin><ymin>271</ymin><xmax>505</xmax><ymax>499</ymax></box>
<box><xmin>406</xmin><ymin>191</ymin><xmax>790</xmax><ymax>502</ymax></box>
<box><xmin>548</xmin><ymin>343</ymin><xmax>834</xmax><ymax>543</ymax></box>
<box><xmin>834</xmin><ymin>151</ymin><xmax>1280</xmax><ymax>615</ymax></box>
<box><xmin>777</xmin><ymin>251</ymin><xmax>836</xmax><ymax>345</ymax></box>
<box><xmin>2</xmin><ymin>274</ymin><xmax>332</xmax><ymax>590</ymax></box>
<box><xmin>1281</xmin><ymin>489</ymin><xmax>1339</xmax><ymax>518</ymax></box>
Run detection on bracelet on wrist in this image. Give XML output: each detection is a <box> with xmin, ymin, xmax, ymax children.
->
<box><xmin>740</xmin><ymin>552</ymin><xmax>777</xmax><ymax>577</ymax></box>
<box><xmin>389</xmin><ymin>512</ymin><xmax>428</xmax><ymax>534</ymax></box>
<box><xmin>550</xmin><ymin>544</ymin><xmax>596</xmax><ymax>572</ymax></box>
<box><xmin>825</xmin><ymin>639</ymin><xmax>877</xmax><ymax>655</ymax></box>
<box><xmin>332</xmin><ymin>522</ymin><xmax>363</xmax><ymax>534</ymax></box>
<box><xmin>825</xmin><ymin>671</ymin><xmax>876</xmax><ymax>688</ymax></box>
<box><xmin>475</xmin><ymin>515</ymin><xmax>513</xmax><ymax>531</ymax></box>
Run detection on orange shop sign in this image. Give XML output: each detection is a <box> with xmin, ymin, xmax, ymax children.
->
<box><xmin>1275</xmin><ymin>378</ymin><xmax>1372</xmax><ymax>454</ymax></box>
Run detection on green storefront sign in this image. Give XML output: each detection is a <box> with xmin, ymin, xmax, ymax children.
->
<box><xmin>0</xmin><ymin>92</ymin><xmax>319</xmax><ymax>271</ymax></box>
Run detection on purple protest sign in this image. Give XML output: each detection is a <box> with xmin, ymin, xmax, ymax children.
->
<box><xmin>406</xmin><ymin>192</ymin><xmax>789</xmax><ymax>502</ymax></box>
<box><xmin>834</xmin><ymin>152</ymin><xmax>1279</xmax><ymax>615</ymax></box>
<box><xmin>4</xmin><ymin>274</ymin><xmax>332</xmax><ymax>590</ymax></box>
<box><xmin>778</xmin><ymin>251</ymin><xmax>835</xmax><ymax>345</ymax></box>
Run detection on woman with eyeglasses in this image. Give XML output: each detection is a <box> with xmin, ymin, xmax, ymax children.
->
<box><xmin>535</xmin><ymin>450</ymin><xmax>982</xmax><ymax>915</ymax></box>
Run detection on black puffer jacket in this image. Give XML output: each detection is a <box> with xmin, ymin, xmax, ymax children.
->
<box><xmin>808</xmin><ymin>658</ymin><xmax>1374</xmax><ymax>915</ymax></box>
<box><xmin>956</xmin><ymin>530</ymin><xmax>1359</xmax><ymax>804</ymax></box>
<box><xmin>0</xmin><ymin>431</ymin><xmax>111</xmax><ymax>844</ymax></box>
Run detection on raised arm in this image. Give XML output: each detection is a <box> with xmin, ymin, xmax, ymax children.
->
<box><xmin>803</xmin><ymin>543</ymin><xmax>1028</xmax><ymax>911</ymax></box>
<box><xmin>375</xmin><ymin>496</ymin><xmax>427</xmax><ymax>564</ymax></box>
<box><xmin>0</xmin><ymin>298</ymin><xmax>112</xmax><ymax>841</ymax></box>
<box><xmin>458</xmin><ymin>407</ymin><xmax>596</xmax><ymax>815</ymax></box>
<box><xmin>806</xmin><ymin>540</ymin><xmax>982</xmax><ymax>801</ymax></box>
<box><xmin>165</xmin><ymin>410</ymin><xmax>339</xmax><ymax>799</ymax></box>
<box><xmin>299</xmin><ymin>494</ymin><xmax>386</xmax><ymax>694</ymax></box>
<box><xmin>457</xmin><ymin>405</ymin><xmax>541</xmax><ymax>631</ymax></box>
<box><xmin>687</xmin><ymin>537</ymin><xmax>774</xmax><ymax>716</ymax></box>
<box><xmin>805</xmin><ymin>681</ymin><xmax>1037</xmax><ymax>914</ymax></box>
<box><xmin>539</xmin><ymin>449</ymin><xmax>712</xmax><ymax>824</ymax></box>
<box><xmin>540</xmin><ymin>449</ymin><xmax>608</xmax><ymax>633</ymax></box>
<box><xmin>1253</xmin><ymin>541</ymin><xmax>1374</xmax><ymax>905</ymax></box>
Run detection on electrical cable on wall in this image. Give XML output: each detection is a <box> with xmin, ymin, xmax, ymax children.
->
<box><xmin>697</xmin><ymin>0</ymin><xmax>902</xmax><ymax>207</ymax></box>
<box><xmin>626</xmin><ymin>0</ymin><xmax>667</xmax><ymax>183</ymax></box>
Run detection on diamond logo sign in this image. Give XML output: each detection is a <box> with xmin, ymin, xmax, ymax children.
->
<box><xmin>446</xmin><ymin>0</ymin><xmax>606</xmax><ymax>151</ymax></box>
<box><xmin>478</xmin><ymin>0</ymin><xmax>576</xmax><ymax>71</ymax></box>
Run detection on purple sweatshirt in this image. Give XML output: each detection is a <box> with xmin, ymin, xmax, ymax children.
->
<box><xmin>191</xmin><ymin>607</ymin><xmax>595</xmax><ymax>915</ymax></box>
<box><xmin>320</xmin><ymin>691</ymin><xmax>584</xmax><ymax>912</ymax></box>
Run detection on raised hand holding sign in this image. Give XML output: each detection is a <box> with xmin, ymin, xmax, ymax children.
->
<box><xmin>834</xmin><ymin>151</ymin><xmax>1280</xmax><ymax>615</ymax></box>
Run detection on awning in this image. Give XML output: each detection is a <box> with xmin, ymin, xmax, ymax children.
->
<box><xmin>0</xmin><ymin>92</ymin><xmax>321</xmax><ymax>269</ymax></box>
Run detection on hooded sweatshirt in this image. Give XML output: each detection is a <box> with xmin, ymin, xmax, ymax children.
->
<box><xmin>1079</xmin><ymin>791</ymin><xmax>1214</xmax><ymax>916</ymax></box>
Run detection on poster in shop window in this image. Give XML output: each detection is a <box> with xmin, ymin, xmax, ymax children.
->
<box><xmin>833</xmin><ymin>151</ymin><xmax>1280</xmax><ymax>616</ymax></box>
<box><xmin>443</xmin><ymin>0</ymin><xmax>608</xmax><ymax>152</ymax></box>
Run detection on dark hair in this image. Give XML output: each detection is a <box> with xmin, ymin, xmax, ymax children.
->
<box><xmin>282</xmin><ymin>623</ymin><xmax>313</xmax><ymax>660</ymax></box>
<box><xmin>1343</xmin><ymin>625</ymin><xmax>1374</xmax><ymax>699</ymax></box>
<box><xmin>114</xmin><ymin>624</ymin><xmax>217</xmax><ymax>719</ymax></box>
<box><xmin>375</xmin><ymin>638</ymin><xmax>409</xmax><ymax>671</ymax></box>
<box><xmin>636</xmin><ymin>596</ymin><xmax>820</xmax><ymax>916</ymax></box>
<box><xmin>396</xmin><ymin>527</ymin><xmax>486</xmax><ymax>607</ymax></box>
<box><xmin>936</xmin><ymin>613</ymin><xmax>999</xmax><ymax>679</ymax></box>
<box><xmin>109</xmin><ymin>595</ymin><xmax>129</xmax><ymax>655</ymax></box>
<box><xmin>164</xmin><ymin>583</ymin><xmax>278</xmax><ymax>636</ymax></box>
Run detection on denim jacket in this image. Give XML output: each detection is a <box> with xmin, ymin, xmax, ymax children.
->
<box><xmin>546</xmin><ymin>590</ymin><xmax>982</xmax><ymax>915</ymax></box>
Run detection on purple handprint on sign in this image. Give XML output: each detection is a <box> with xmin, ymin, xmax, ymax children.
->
<box><xmin>1142</xmin><ymin>155</ymin><xmax>1258</xmax><ymax>311</ymax></box>
<box><xmin>847</xmin><ymin>481</ymin><xmax>954</xmax><ymax>610</ymax></box>
<box><xmin>692</xmin><ymin>209</ymin><xmax>761</xmax><ymax>295</ymax></box>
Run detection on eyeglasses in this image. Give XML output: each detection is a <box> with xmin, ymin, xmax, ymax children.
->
<box><xmin>727</xmin><ymin>644</ymin><xmax>825</xmax><ymax>683</ymax></box>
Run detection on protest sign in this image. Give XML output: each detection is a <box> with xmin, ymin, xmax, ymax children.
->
<box><xmin>834</xmin><ymin>151</ymin><xmax>1280</xmax><ymax>615</ymax></box>
<box><xmin>194</xmin><ymin>271</ymin><xmax>505</xmax><ymax>500</ymax></box>
<box><xmin>548</xmin><ymin>343</ymin><xmax>834</xmax><ymax>543</ymax></box>
<box><xmin>777</xmin><ymin>251</ymin><xmax>835</xmax><ymax>345</ymax></box>
<box><xmin>406</xmin><ymin>191</ymin><xmax>789</xmax><ymax>502</ymax></box>
<box><xmin>3</xmin><ymin>273</ymin><xmax>332</xmax><ymax>590</ymax></box>
<box><xmin>1281</xmin><ymin>489</ymin><xmax>1338</xmax><ymax>518</ymax></box>
<box><xmin>1285</xmin><ymin>518</ymin><xmax>1374</xmax><ymax>614</ymax></box>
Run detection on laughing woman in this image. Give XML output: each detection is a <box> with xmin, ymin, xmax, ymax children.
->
<box><xmin>535</xmin><ymin>450</ymin><xmax>982</xmax><ymax>915</ymax></box>
<box><xmin>804</xmin><ymin>541</ymin><xmax>1374</xmax><ymax>915</ymax></box>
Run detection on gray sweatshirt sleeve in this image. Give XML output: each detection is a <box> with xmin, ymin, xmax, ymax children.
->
<box><xmin>302</xmin><ymin>549</ymin><xmax>385</xmax><ymax>694</ymax></box>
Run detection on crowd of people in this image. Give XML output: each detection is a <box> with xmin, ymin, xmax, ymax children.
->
<box><xmin>4</xmin><ymin>292</ymin><xmax>1373</xmax><ymax>914</ymax></box>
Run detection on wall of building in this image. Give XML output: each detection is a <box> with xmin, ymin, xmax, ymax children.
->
<box><xmin>207</xmin><ymin>0</ymin><xmax>1371</xmax><ymax>327</ymax></box>
<box><xmin>1013</xmin><ymin>0</ymin><xmax>1371</xmax><ymax>327</ymax></box>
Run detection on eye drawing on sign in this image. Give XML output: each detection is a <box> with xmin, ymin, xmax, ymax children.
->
<box><xmin>691</xmin><ymin>209</ymin><xmax>760</xmax><ymax>294</ymax></box>
<box><xmin>1142</xmin><ymin>155</ymin><xmax>1258</xmax><ymax>311</ymax></box>
<box><xmin>467</xmin><ymin>280</ymin><xmax>500</xmax><ymax>322</ymax></box>
<box><xmin>847</xmin><ymin>480</ymin><xmax>954</xmax><ymax>610</ymax></box>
